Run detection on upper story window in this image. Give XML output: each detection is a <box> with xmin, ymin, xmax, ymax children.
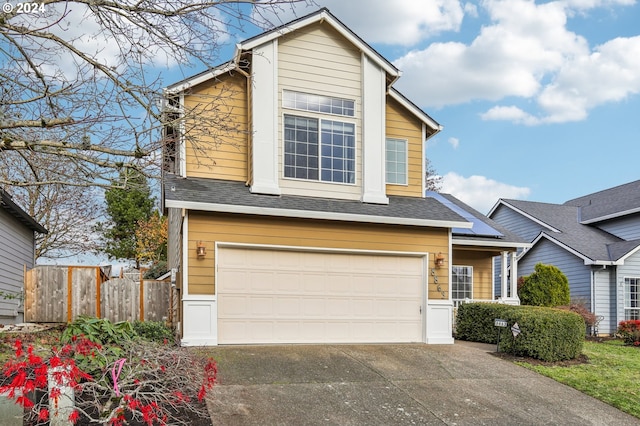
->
<box><xmin>283</xmin><ymin>91</ymin><xmax>355</xmax><ymax>117</ymax></box>
<box><xmin>283</xmin><ymin>91</ymin><xmax>356</xmax><ymax>185</ymax></box>
<box><xmin>385</xmin><ymin>138</ymin><xmax>407</xmax><ymax>185</ymax></box>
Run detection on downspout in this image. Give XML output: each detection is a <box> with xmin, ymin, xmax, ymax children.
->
<box><xmin>232</xmin><ymin>45</ymin><xmax>253</xmax><ymax>187</ymax></box>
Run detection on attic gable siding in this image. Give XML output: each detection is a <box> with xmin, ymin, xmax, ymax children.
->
<box><xmin>596</xmin><ymin>213</ymin><xmax>640</xmax><ymax>241</ymax></box>
<box><xmin>491</xmin><ymin>205</ymin><xmax>546</xmax><ymax>242</ymax></box>
<box><xmin>518</xmin><ymin>238</ymin><xmax>591</xmax><ymax>301</ymax></box>
<box><xmin>183</xmin><ymin>73</ymin><xmax>248</xmax><ymax>181</ymax></box>
<box><xmin>0</xmin><ymin>208</ymin><xmax>34</xmax><ymax>317</ymax></box>
<box><xmin>277</xmin><ymin>22</ymin><xmax>363</xmax><ymax>200</ymax></box>
<box><xmin>385</xmin><ymin>97</ymin><xmax>423</xmax><ymax>197</ymax></box>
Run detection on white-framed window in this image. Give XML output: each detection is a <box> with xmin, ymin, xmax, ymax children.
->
<box><xmin>625</xmin><ymin>277</ymin><xmax>640</xmax><ymax>320</ymax></box>
<box><xmin>283</xmin><ymin>90</ymin><xmax>355</xmax><ymax>117</ymax></box>
<box><xmin>283</xmin><ymin>91</ymin><xmax>356</xmax><ymax>184</ymax></box>
<box><xmin>385</xmin><ymin>138</ymin><xmax>407</xmax><ymax>185</ymax></box>
<box><xmin>452</xmin><ymin>266</ymin><xmax>473</xmax><ymax>302</ymax></box>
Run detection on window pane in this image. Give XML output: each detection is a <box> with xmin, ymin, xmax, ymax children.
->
<box><xmin>625</xmin><ymin>278</ymin><xmax>640</xmax><ymax>319</ymax></box>
<box><xmin>284</xmin><ymin>114</ymin><xmax>319</xmax><ymax>181</ymax></box>
<box><xmin>319</xmin><ymin>120</ymin><xmax>355</xmax><ymax>184</ymax></box>
<box><xmin>386</xmin><ymin>138</ymin><xmax>407</xmax><ymax>185</ymax></box>
<box><xmin>452</xmin><ymin>266</ymin><xmax>473</xmax><ymax>301</ymax></box>
<box><xmin>283</xmin><ymin>90</ymin><xmax>354</xmax><ymax>117</ymax></box>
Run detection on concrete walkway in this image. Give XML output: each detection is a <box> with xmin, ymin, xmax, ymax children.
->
<box><xmin>204</xmin><ymin>341</ymin><xmax>640</xmax><ymax>425</ymax></box>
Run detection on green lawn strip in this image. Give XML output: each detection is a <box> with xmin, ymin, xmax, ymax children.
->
<box><xmin>517</xmin><ymin>341</ymin><xmax>640</xmax><ymax>418</ymax></box>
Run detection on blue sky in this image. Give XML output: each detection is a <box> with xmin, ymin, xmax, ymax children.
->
<box><xmin>31</xmin><ymin>0</ymin><xmax>640</xmax><ymax>268</ymax></box>
<box><xmin>237</xmin><ymin>0</ymin><xmax>640</xmax><ymax>213</ymax></box>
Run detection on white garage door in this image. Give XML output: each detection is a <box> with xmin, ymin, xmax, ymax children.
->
<box><xmin>217</xmin><ymin>247</ymin><xmax>425</xmax><ymax>344</ymax></box>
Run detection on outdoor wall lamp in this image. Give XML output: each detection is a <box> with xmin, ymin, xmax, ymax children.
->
<box><xmin>435</xmin><ymin>252</ymin><xmax>445</xmax><ymax>268</ymax></box>
<box><xmin>196</xmin><ymin>241</ymin><xmax>206</xmax><ymax>259</ymax></box>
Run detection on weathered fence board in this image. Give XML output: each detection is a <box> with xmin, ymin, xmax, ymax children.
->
<box><xmin>101</xmin><ymin>278</ymin><xmax>140</xmax><ymax>323</ymax></box>
<box><xmin>24</xmin><ymin>266</ymin><xmax>67</xmax><ymax>322</ymax></box>
<box><xmin>24</xmin><ymin>266</ymin><xmax>170</xmax><ymax>324</ymax></box>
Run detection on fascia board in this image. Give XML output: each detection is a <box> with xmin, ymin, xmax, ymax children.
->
<box><xmin>165</xmin><ymin>61</ymin><xmax>237</xmax><ymax>94</ymax></box>
<box><xmin>613</xmin><ymin>243</ymin><xmax>640</xmax><ymax>265</ymax></box>
<box><xmin>495</xmin><ymin>201</ymin><xmax>562</xmax><ymax>234</ymax></box>
<box><xmin>486</xmin><ymin>200</ymin><xmax>504</xmax><ymax>217</ymax></box>
<box><xmin>240</xmin><ymin>10</ymin><xmax>399</xmax><ymax>77</ymax></box>
<box><xmin>389</xmin><ymin>89</ymin><xmax>442</xmax><ymax>133</ymax></box>
<box><xmin>580</xmin><ymin>207</ymin><xmax>640</xmax><ymax>224</ymax></box>
<box><xmin>452</xmin><ymin>238</ymin><xmax>532</xmax><ymax>249</ymax></box>
<box><xmin>165</xmin><ymin>199</ymin><xmax>471</xmax><ymax>229</ymax></box>
<box><xmin>531</xmin><ymin>232</ymin><xmax>609</xmax><ymax>266</ymax></box>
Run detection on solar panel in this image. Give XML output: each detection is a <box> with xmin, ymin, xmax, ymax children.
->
<box><xmin>427</xmin><ymin>192</ymin><xmax>504</xmax><ymax>238</ymax></box>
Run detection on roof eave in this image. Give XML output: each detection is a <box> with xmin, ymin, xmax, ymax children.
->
<box><xmin>165</xmin><ymin>199</ymin><xmax>470</xmax><ymax>229</ymax></box>
<box><xmin>580</xmin><ymin>206</ymin><xmax>640</xmax><ymax>224</ymax></box>
<box><xmin>240</xmin><ymin>8</ymin><xmax>400</xmax><ymax>78</ymax></box>
<box><xmin>452</xmin><ymin>238</ymin><xmax>531</xmax><ymax>249</ymax></box>
<box><xmin>389</xmin><ymin>88</ymin><xmax>442</xmax><ymax>134</ymax></box>
<box><xmin>164</xmin><ymin>60</ymin><xmax>238</xmax><ymax>94</ymax></box>
<box><xmin>0</xmin><ymin>191</ymin><xmax>48</xmax><ymax>234</ymax></box>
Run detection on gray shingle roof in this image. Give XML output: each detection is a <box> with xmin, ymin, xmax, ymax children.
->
<box><xmin>164</xmin><ymin>174</ymin><xmax>469</xmax><ymax>227</ymax></box>
<box><xmin>502</xmin><ymin>199</ymin><xmax>632</xmax><ymax>262</ymax></box>
<box><xmin>0</xmin><ymin>189</ymin><xmax>47</xmax><ymax>234</ymax></box>
<box><xmin>564</xmin><ymin>179</ymin><xmax>640</xmax><ymax>223</ymax></box>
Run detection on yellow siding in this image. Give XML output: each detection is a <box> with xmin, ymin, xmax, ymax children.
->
<box><xmin>453</xmin><ymin>249</ymin><xmax>494</xmax><ymax>300</ymax></box>
<box><xmin>187</xmin><ymin>212</ymin><xmax>449</xmax><ymax>299</ymax></box>
<box><xmin>278</xmin><ymin>22</ymin><xmax>363</xmax><ymax>200</ymax></box>
<box><xmin>183</xmin><ymin>73</ymin><xmax>248</xmax><ymax>181</ymax></box>
<box><xmin>385</xmin><ymin>97</ymin><xmax>424</xmax><ymax>197</ymax></box>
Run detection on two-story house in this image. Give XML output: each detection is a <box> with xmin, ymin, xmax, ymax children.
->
<box><xmin>489</xmin><ymin>179</ymin><xmax>640</xmax><ymax>334</ymax></box>
<box><xmin>161</xmin><ymin>8</ymin><xmax>524</xmax><ymax>346</ymax></box>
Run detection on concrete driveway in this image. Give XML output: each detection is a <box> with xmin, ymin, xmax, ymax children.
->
<box><xmin>203</xmin><ymin>341</ymin><xmax>639</xmax><ymax>425</ymax></box>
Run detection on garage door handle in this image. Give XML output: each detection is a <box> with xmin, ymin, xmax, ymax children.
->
<box><xmin>420</xmin><ymin>306</ymin><xmax>422</xmax><ymax>314</ymax></box>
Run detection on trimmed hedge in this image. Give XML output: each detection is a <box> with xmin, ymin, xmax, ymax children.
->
<box><xmin>456</xmin><ymin>303</ymin><xmax>585</xmax><ymax>361</ymax></box>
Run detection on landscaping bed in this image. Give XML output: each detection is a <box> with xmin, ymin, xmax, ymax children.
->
<box><xmin>0</xmin><ymin>320</ymin><xmax>215</xmax><ymax>425</ymax></box>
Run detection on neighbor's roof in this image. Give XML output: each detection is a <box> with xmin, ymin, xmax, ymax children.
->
<box><xmin>498</xmin><ymin>199</ymin><xmax>637</xmax><ymax>264</ymax></box>
<box><xmin>563</xmin><ymin>179</ymin><xmax>640</xmax><ymax>224</ymax></box>
<box><xmin>164</xmin><ymin>174</ymin><xmax>471</xmax><ymax>229</ymax></box>
<box><xmin>0</xmin><ymin>189</ymin><xmax>47</xmax><ymax>234</ymax></box>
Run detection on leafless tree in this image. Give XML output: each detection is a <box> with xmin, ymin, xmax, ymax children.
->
<box><xmin>425</xmin><ymin>157</ymin><xmax>443</xmax><ymax>192</ymax></box>
<box><xmin>0</xmin><ymin>0</ymin><xmax>312</xmax><ymax>190</ymax></box>
<box><xmin>0</xmin><ymin>152</ymin><xmax>103</xmax><ymax>259</ymax></box>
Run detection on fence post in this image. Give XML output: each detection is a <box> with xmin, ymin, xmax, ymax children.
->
<box><xmin>139</xmin><ymin>277</ymin><xmax>144</xmax><ymax>321</ymax></box>
<box><xmin>67</xmin><ymin>267</ymin><xmax>73</xmax><ymax>323</ymax></box>
<box><xmin>95</xmin><ymin>267</ymin><xmax>101</xmax><ymax>319</ymax></box>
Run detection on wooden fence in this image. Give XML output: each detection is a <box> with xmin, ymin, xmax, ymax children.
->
<box><xmin>24</xmin><ymin>266</ymin><xmax>173</xmax><ymax>324</ymax></box>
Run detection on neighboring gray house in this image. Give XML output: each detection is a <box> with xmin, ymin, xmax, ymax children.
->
<box><xmin>488</xmin><ymin>180</ymin><xmax>640</xmax><ymax>334</ymax></box>
<box><xmin>0</xmin><ymin>189</ymin><xmax>47</xmax><ymax>324</ymax></box>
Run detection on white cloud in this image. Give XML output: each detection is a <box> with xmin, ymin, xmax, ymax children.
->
<box><xmin>448</xmin><ymin>137</ymin><xmax>460</xmax><ymax>148</ymax></box>
<box><xmin>393</xmin><ymin>0</ymin><xmax>640</xmax><ymax>124</ymax></box>
<box><xmin>260</xmin><ymin>0</ymin><xmax>465</xmax><ymax>45</ymax></box>
<box><xmin>441</xmin><ymin>172</ymin><xmax>531</xmax><ymax>213</ymax></box>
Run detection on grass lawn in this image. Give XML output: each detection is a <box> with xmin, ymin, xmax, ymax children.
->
<box><xmin>517</xmin><ymin>340</ymin><xmax>640</xmax><ymax>418</ymax></box>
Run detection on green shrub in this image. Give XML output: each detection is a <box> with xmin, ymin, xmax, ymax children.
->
<box><xmin>62</xmin><ymin>316</ymin><xmax>136</xmax><ymax>345</ymax></box>
<box><xmin>456</xmin><ymin>303</ymin><xmax>585</xmax><ymax>361</ymax></box>
<box><xmin>519</xmin><ymin>263</ymin><xmax>570</xmax><ymax>307</ymax></box>
<box><xmin>132</xmin><ymin>320</ymin><xmax>174</xmax><ymax>344</ymax></box>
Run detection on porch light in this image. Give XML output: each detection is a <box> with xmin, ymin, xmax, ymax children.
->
<box><xmin>435</xmin><ymin>252</ymin><xmax>445</xmax><ymax>268</ymax></box>
<box><xmin>196</xmin><ymin>241</ymin><xmax>206</xmax><ymax>259</ymax></box>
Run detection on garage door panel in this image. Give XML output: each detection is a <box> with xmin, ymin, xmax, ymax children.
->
<box><xmin>217</xmin><ymin>248</ymin><xmax>424</xmax><ymax>344</ymax></box>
